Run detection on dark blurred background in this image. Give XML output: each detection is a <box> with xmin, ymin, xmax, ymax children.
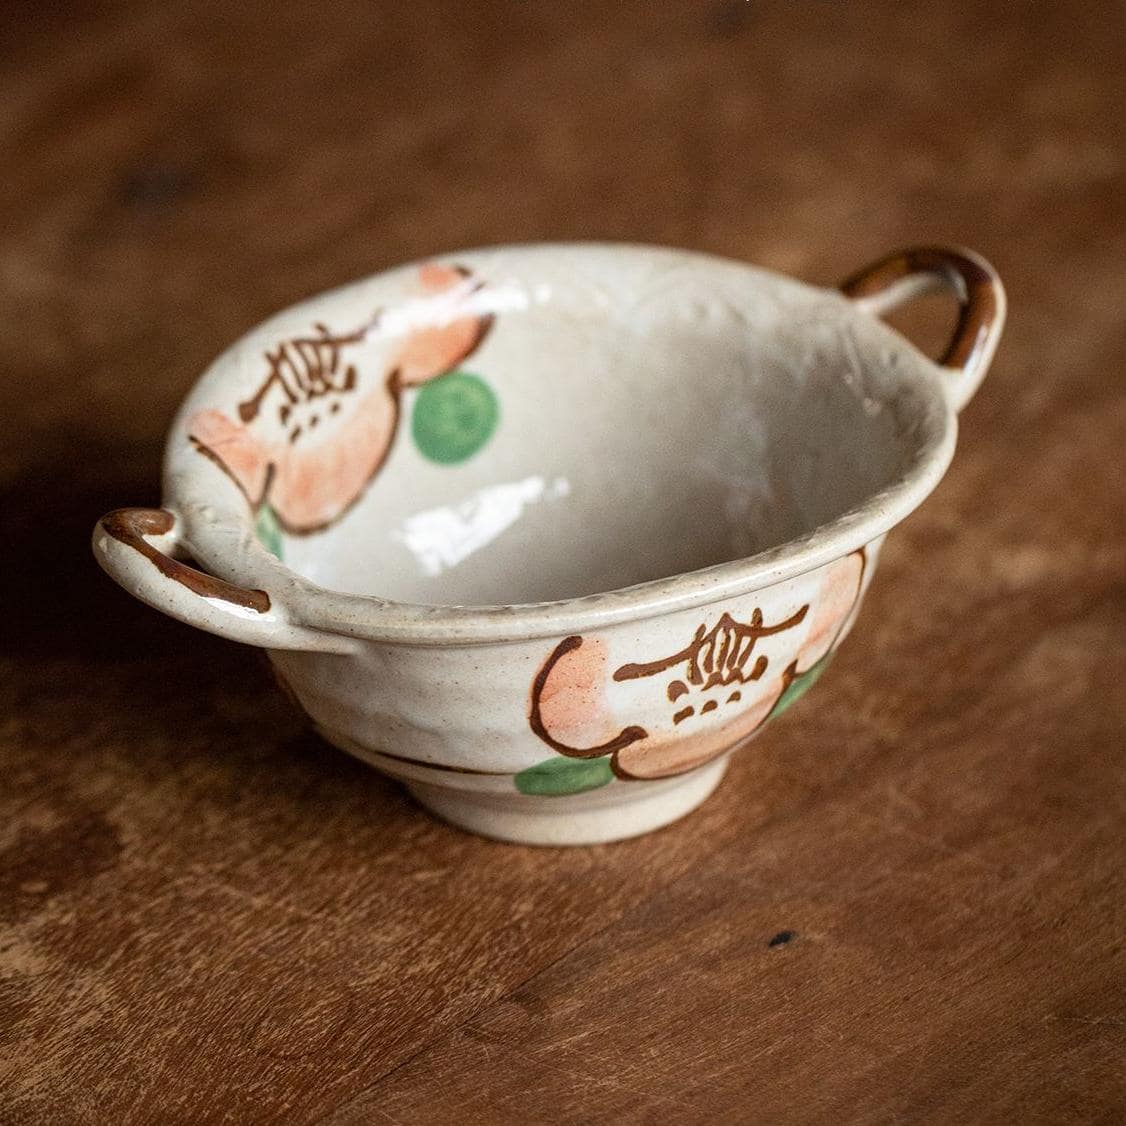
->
<box><xmin>5</xmin><ymin>0</ymin><xmax>1121</xmax><ymax>659</ymax></box>
<box><xmin>3</xmin><ymin>1</ymin><xmax>1120</xmax><ymax>461</ymax></box>
<box><xmin>1</xmin><ymin>3</ymin><xmax>1123</xmax><ymax>1121</ymax></box>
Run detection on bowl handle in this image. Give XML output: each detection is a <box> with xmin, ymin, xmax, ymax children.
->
<box><xmin>92</xmin><ymin>507</ymin><xmax>357</xmax><ymax>654</ymax></box>
<box><xmin>840</xmin><ymin>246</ymin><xmax>1006</xmax><ymax>412</ymax></box>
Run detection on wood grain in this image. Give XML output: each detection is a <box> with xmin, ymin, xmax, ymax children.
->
<box><xmin>1</xmin><ymin>1</ymin><xmax>1123</xmax><ymax>1122</ymax></box>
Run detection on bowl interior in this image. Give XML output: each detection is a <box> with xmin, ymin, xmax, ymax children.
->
<box><xmin>176</xmin><ymin>245</ymin><xmax>942</xmax><ymax>607</ymax></box>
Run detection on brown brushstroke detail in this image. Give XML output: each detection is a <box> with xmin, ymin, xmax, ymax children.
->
<box><xmin>364</xmin><ymin>745</ymin><xmax>511</xmax><ymax>777</ymax></box>
<box><xmin>189</xmin><ymin>434</ymin><xmax>253</xmax><ymax>504</ymax></box>
<box><xmin>773</xmin><ymin>660</ymin><xmax>802</xmax><ymax>706</ymax></box>
<box><xmin>611</xmin><ymin>678</ymin><xmax>787</xmax><ymax>782</ymax></box>
<box><xmin>840</xmin><ymin>247</ymin><xmax>1000</xmax><ymax>373</ymax></box>
<box><xmin>237</xmin><ymin>321</ymin><xmax>371</xmax><ymax>424</ymax></box>
<box><xmin>613</xmin><ymin>605</ymin><xmax>808</xmax><ymax>685</ymax></box>
<box><xmin>667</xmin><ymin>680</ymin><xmax>688</xmax><ymax>702</ymax></box>
<box><xmin>728</xmin><ymin>691</ymin><xmax>742</xmax><ymax>704</ymax></box>
<box><xmin>701</xmin><ymin>699</ymin><xmax>718</xmax><ymax>714</ymax></box>
<box><xmin>100</xmin><ymin>508</ymin><xmax>270</xmax><ymax>613</ymax></box>
<box><xmin>528</xmin><ymin>636</ymin><xmax>648</xmax><ymax>759</ymax></box>
<box><xmin>673</xmin><ymin>706</ymin><xmax>695</xmax><ymax>725</ymax></box>
<box><xmin>466</xmin><ymin>313</ymin><xmax>494</xmax><ymax>362</ymax></box>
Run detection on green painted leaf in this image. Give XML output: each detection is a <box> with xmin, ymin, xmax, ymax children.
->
<box><xmin>411</xmin><ymin>371</ymin><xmax>499</xmax><ymax>464</ymax></box>
<box><xmin>515</xmin><ymin>755</ymin><xmax>615</xmax><ymax>796</ymax></box>
<box><xmin>770</xmin><ymin>653</ymin><xmax>833</xmax><ymax>720</ymax></box>
<box><xmin>255</xmin><ymin>503</ymin><xmax>283</xmax><ymax>560</ymax></box>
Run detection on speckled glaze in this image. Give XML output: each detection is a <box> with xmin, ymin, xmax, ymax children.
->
<box><xmin>93</xmin><ymin>243</ymin><xmax>1005</xmax><ymax>845</ymax></box>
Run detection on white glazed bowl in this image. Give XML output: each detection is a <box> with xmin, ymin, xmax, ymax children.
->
<box><xmin>93</xmin><ymin>243</ymin><xmax>1004</xmax><ymax>845</ymax></box>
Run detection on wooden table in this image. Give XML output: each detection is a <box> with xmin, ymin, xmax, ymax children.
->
<box><xmin>2</xmin><ymin>2</ymin><xmax>1123</xmax><ymax>1121</ymax></box>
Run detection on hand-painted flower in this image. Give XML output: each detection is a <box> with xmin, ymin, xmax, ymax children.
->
<box><xmin>188</xmin><ymin>264</ymin><xmax>492</xmax><ymax>534</ymax></box>
<box><xmin>526</xmin><ymin>549</ymin><xmax>868</xmax><ymax>783</ymax></box>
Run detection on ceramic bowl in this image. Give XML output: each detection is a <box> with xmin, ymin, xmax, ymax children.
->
<box><xmin>93</xmin><ymin>243</ymin><xmax>1004</xmax><ymax>845</ymax></box>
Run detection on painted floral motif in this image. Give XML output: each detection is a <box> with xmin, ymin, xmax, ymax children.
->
<box><xmin>522</xmin><ymin>550</ymin><xmax>866</xmax><ymax>792</ymax></box>
<box><xmin>412</xmin><ymin>371</ymin><xmax>499</xmax><ymax>464</ymax></box>
<box><xmin>188</xmin><ymin>264</ymin><xmax>493</xmax><ymax>538</ymax></box>
<box><xmin>515</xmin><ymin>755</ymin><xmax>615</xmax><ymax>796</ymax></box>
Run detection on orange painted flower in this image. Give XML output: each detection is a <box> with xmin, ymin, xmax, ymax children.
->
<box><xmin>188</xmin><ymin>264</ymin><xmax>492</xmax><ymax>533</ymax></box>
<box><xmin>528</xmin><ymin>550</ymin><xmax>868</xmax><ymax>782</ymax></box>
<box><xmin>792</xmin><ymin>550</ymin><xmax>866</xmax><ymax>674</ymax></box>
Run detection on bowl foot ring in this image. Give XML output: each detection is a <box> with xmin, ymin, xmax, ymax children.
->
<box><xmin>406</xmin><ymin>757</ymin><xmax>728</xmax><ymax>846</ymax></box>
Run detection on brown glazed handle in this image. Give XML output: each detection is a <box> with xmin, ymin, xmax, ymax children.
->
<box><xmin>92</xmin><ymin>507</ymin><xmax>355</xmax><ymax>653</ymax></box>
<box><xmin>99</xmin><ymin>508</ymin><xmax>271</xmax><ymax>611</ymax></box>
<box><xmin>840</xmin><ymin>246</ymin><xmax>1006</xmax><ymax>411</ymax></box>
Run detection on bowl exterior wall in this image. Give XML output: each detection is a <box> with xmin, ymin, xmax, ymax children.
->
<box><xmin>269</xmin><ymin>539</ymin><xmax>882</xmax><ymax>842</ymax></box>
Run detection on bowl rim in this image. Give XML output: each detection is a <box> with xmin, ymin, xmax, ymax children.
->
<box><xmin>164</xmin><ymin>241</ymin><xmax>961</xmax><ymax>646</ymax></box>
